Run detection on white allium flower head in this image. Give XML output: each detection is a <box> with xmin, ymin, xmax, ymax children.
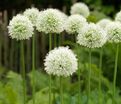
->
<box><xmin>23</xmin><ymin>7</ymin><xmax>39</xmax><ymax>26</ymax></box>
<box><xmin>97</xmin><ymin>19</ymin><xmax>112</xmax><ymax>29</ymax></box>
<box><xmin>8</xmin><ymin>14</ymin><xmax>34</xmax><ymax>40</ymax></box>
<box><xmin>115</xmin><ymin>11</ymin><xmax>121</xmax><ymax>22</ymax></box>
<box><xmin>106</xmin><ymin>21</ymin><xmax>121</xmax><ymax>43</ymax></box>
<box><xmin>56</xmin><ymin>9</ymin><xmax>68</xmax><ymax>21</ymax></box>
<box><xmin>65</xmin><ymin>14</ymin><xmax>87</xmax><ymax>34</ymax></box>
<box><xmin>70</xmin><ymin>2</ymin><xmax>90</xmax><ymax>18</ymax></box>
<box><xmin>77</xmin><ymin>23</ymin><xmax>107</xmax><ymax>48</ymax></box>
<box><xmin>44</xmin><ymin>47</ymin><xmax>78</xmax><ymax>77</ymax></box>
<box><xmin>36</xmin><ymin>8</ymin><xmax>64</xmax><ymax>34</ymax></box>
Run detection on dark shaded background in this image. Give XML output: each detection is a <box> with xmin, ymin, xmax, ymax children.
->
<box><xmin>0</xmin><ymin>0</ymin><xmax>121</xmax><ymax>16</ymax></box>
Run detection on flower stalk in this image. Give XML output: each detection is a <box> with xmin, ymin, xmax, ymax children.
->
<box><xmin>99</xmin><ymin>47</ymin><xmax>103</xmax><ymax>104</ymax></box>
<box><xmin>60</xmin><ymin>77</ymin><xmax>63</xmax><ymax>104</ymax></box>
<box><xmin>88</xmin><ymin>48</ymin><xmax>92</xmax><ymax>104</ymax></box>
<box><xmin>113</xmin><ymin>44</ymin><xmax>119</xmax><ymax>104</ymax></box>
<box><xmin>78</xmin><ymin>68</ymin><xmax>81</xmax><ymax>104</ymax></box>
<box><xmin>20</xmin><ymin>41</ymin><xmax>26</xmax><ymax>104</ymax></box>
<box><xmin>32</xmin><ymin>32</ymin><xmax>35</xmax><ymax>104</ymax></box>
<box><xmin>49</xmin><ymin>34</ymin><xmax>52</xmax><ymax>104</ymax></box>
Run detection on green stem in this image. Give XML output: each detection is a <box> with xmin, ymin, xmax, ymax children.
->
<box><xmin>32</xmin><ymin>33</ymin><xmax>35</xmax><ymax>104</ymax></box>
<box><xmin>58</xmin><ymin>34</ymin><xmax>61</xmax><ymax>46</ymax></box>
<box><xmin>88</xmin><ymin>48</ymin><xmax>91</xmax><ymax>104</ymax></box>
<box><xmin>99</xmin><ymin>47</ymin><xmax>103</xmax><ymax>104</ymax></box>
<box><xmin>54</xmin><ymin>34</ymin><xmax>57</xmax><ymax>47</ymax></box>
<box><xmin>113</xmin><ymin>44</ymin><xmax>119</xmax><ymax>104</ymax></box>
<box><xmin>20</xmin><ymin>41</ymin><xmax>26</xmax><ymax>104</ymax></box>
<box><xmin>10</xmin><ymin>40</ymin><xmax>14</xmax><ymax>69</ymax></box>
<box><xmin>49</xmin><ymin>34</ymin><xmax>52</xmax><ymax>104</ymax></box>
<box><xmin>0</xmin><ymin>40</ymin><xmax>1</xmax><ymax>66</ymax></box>
<box><xmin>60</xmin><ymin>77</ymin><xmax>63</xmax><ymax>104</ymax></box>
<box><xmin>74</xmin><ymin>34</ymin><xmax>76</xmax><ymax>43</ymax></box>
<box><xmin>53</xmin><ymin>34</ymin><xmax>57</xmax><ymax>103</ymax></box>
<box><xmin>78</xmin><ymin>68</ymin><xmax>81</xmax><ymax>104</ymax></box>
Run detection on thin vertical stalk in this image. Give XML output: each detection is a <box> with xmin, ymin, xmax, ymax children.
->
<box><xmin>113</xmin><ymin>44</ymin><xmax>119</xmax><ymax>104</ymax></box>
<box><xmin>99</xmin><ymin>47</ymin><xmax>103</xmax><ymax>104</ymax></box>
<box><xmin>60</xmin><ymin>77</ymin><xmax>63</xmax><ymax>104</ymax></box>
<box><xmin>77</xmin><ymin>44</ymin><xmax>81</xmax><ymax>104</ymax></box>
<box><xmin>54</xmin><ymin>34</ymin><xmax>57</xmax><ymax>47</ymax></box>
<box><xmin>49</xmin><ymin>34</ymin><xmax>52</xmax><ymax>104</ymax></box>
<box><xmin>78</xmin><ymin>68</ymin><xmax>81</xmax><ymax>104</ymax></box>
<box><xmin>10</xmin><ymin>40</ymin><xmax>14</xmax><ymax>69</ymax></box>
<box><xmin>74</xmin><ymin>34</ymin><xmax>76</xmax><ymax>43</ymax></box>
<box><xmin>32</xmin><ymin>33</ymin><xmax>35</xmax><ymax>104</ymax></box>
<box><xmin>88</xmin><ymin>48</ymin><xmax>92</xmax><ymax>104</ymax></box>
<box><xmin>20</xmin><ymin>41</ymin><xmax>26</xmax><ymax>104</ymax></box>
<box><xmin>0</xmin><ymin>39</ymin><xmax>1</xmax><ymax>66</ymax></box>
<box><xmin>53</xmin><ymin>34</ymin><xmax>57</xmax><ymax>103</ymax></box>
<box><xmin>58</xmin><ymin>34</ymin><xmax>63</xmax><ymax>104</ymax></box>
<box><xmin>58</xmin><ymin>34</ymin><xmax>61</xmax><ymax>46</ymax></box>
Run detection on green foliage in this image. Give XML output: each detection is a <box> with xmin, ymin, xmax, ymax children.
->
<box><xmin>28</xmin><ymin>70</ymin><xmax>49</xmax><ymax>91</ymax></box>
<box><xmin>0</xmin><ymin>67</ymin><xmax>121</xmax><ymax>104</ymax></box>
<box><xmin>0</xmin><ymin>71</ymin><xmax>23</xmax><ymax>104</ymax></box>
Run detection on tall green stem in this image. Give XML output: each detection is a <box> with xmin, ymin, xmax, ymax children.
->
<box><xmin>88</xmin><ymin>48</ymin><xmax>92</xmax><ymax>104</ymax></box>
<box><xmin>10</xmin><ymin>40</ymin><xmax>14</xmax><ymax>69</ymax></box>
<box><xmin>53</xmin><ymin>34</ymin><xmax>57</xmax><ymax>103</ymax></box>
<box><xmin>54</xmin><ymin>34</ymin><xmax>57</xmax><ymax>47</ymax></box>
<box><xmin>32</xmin><ymin>33</ymin><xmax>35</xmax><ymax>104</ymax></box>
<box><xmin>78</xmin><ymin>68</ymin><xmax>81</xmax><ymax>104</ymax></box>
<box><xmin>60</xmin><ymin>77</ymin><xmax>63</xmax><ymax>104</ymax></box>
<box><xmin>99</xmin><ymin>47</ymin><xmax>103</xmax><ymax>104</ymax></box>
<box><xmin>58</xmin><ymin>34</ymin><xmax>61</xmax><ymax>46</ymax></box>
<box><xmin>113</xmin><ymin>44</ymin><xmax>119</xmax><ymax>104</ymax></box>
<box><xmin>49</xmin><ymin>34</ymin><xmax>52</xmax><ymax>104</ymax></box>
<box><xmin>0</xmin><ymin>37</ymin><xmax>1</xmax><ymax>66</ymax></box>
<box><xmin>20</xmin><ymin>41</ymin><xmax>26</xmax><ymax>104</ymax></box>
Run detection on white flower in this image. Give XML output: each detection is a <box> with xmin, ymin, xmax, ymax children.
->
<box><xmin>44</xmin><ymin>47</ymin><xmax>78</xmax><ymax>77</ymax></box>
<box><xmin>65</xmin><ymin>14</ymin><xmax>87</xmax><ymax>34</ymax></box>
<box><xmin>23</xmin><ymin>7</ymin><xmax>39</xmax><ymax>26</ymax></box>
<box><xmin>106</xmin><ymin>21</ymin><xmax>121</xmax><ymax>43</ymax></box>
<box><xmin>56</xmin><ymin>9</ymin><xmax>68</xmax><ymax>21</ymax></box>
<box><xmin>8</xmin><ymin>14</ymin><xmax>34</xmax><ymax>40</ymax></box>
<box><xmin>115</xmin><ymin>11</ymin><xmax>121</xmax><ymax>22</ymax></box>
<box><xmin>36</xmin><ymin>8</ymin><xmax>64</xmax><ymax>34</ymax></box>
<box><xmin>70</xmin><ymin>2</ymin><xmax>90</xmax><ymax>18</ymax></box>
<box><xmin>77</xmin><ymin>23</ymin><xmax>107</xmax><ymax>48</ymax></box>
<box><xmin>97</xmin><ymin>19</ymin><xmax>112</xmax><ymax>29</ymax></box>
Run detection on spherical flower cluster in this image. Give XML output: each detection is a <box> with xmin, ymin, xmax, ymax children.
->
<box><xmin>77</xmin><ymin>23</ymin><xmax>107</xmax><ymax>48</ymax></box>
<box><xmin>70</xmin><ymin>2</ymin><xmax>90</xmax><ymax>18</ymax></box>
<box><xmin>44</xmin><ymin>47</ymin><xmax>78</xmax><ymax>77</ymax></box>
<box><xmin>23</xmin><ymin>7</ymin><xmax>39</xmax><ymax>26</ymax></box>
<box><xmin>115</xmin><ymin>11</ymin><xmax>121</xmax><ymax>22</ymax></box>
<box><xmin>36</xmin><ymin>8</ymin><xmax>64</xmax><ymax>34</ymax></box>
<box><xmin>56</xmin><ymin>9</ymin><xmax>68</xmax><ymax>21</ymax></box>
<box><xmin>97</xmin><ymin>19</ymin><xmax>112</xmax><ymax>29</ymax></box>
<box><xmin>106</xmin><ymin>21</ymin><xmax>121</xmax><ymax>43</ymax></box>
<box><xmin>65</xmin><ymin>14</ymin><xmax>87</xmax><ymax>34</ymax></box>
<box><xmin>8</xmin><ymin>14</ymin><xmax>34</xmax><ymax>40</ymax></box>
